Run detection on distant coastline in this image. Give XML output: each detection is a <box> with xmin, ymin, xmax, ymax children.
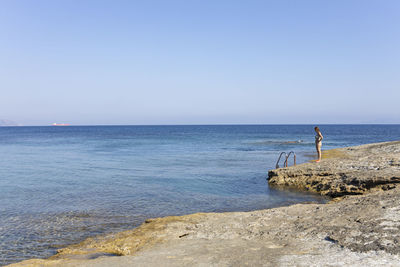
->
<box><xmin>0</xmin><ymin>119</ymin><xmax>20</xmax><ymax>126</ymax></box>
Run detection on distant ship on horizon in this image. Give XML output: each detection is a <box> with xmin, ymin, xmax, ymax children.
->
<box><xmin>52</xmin><ymin>123</ymin><xmax>70</xmax><ymax>126</ymax></box>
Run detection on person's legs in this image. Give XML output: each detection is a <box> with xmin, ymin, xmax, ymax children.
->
<box><xmin>316</xmin><ymin>143</ymin><xmax>322</xmax><ymax>162</ymax></box>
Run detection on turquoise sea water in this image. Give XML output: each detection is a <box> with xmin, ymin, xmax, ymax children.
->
<box><xmin>1</xmin><ymin>124</ymin><xmax>399</xmax><ymax>265</ymax></box>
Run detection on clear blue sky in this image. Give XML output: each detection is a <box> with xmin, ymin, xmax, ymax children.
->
<box><xmin>1</xmin><ymin>0</ymin><xmax>399</xmax><ymax>125</ymax></box>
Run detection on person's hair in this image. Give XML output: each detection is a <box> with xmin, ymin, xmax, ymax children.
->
<box><xmin>314</xmin><ymin>126</ymin><xmax>320</xmax><ymax>132</ymax></box>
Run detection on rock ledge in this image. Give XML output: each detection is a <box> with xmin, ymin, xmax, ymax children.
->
<box><xmin>268</xmin><ymin>141</ymin><xmax>400</xmax><ymax>197</ymax></box>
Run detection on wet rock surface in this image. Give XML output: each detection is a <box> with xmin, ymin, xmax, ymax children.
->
<box><xmin>9</xmin><ymin>141</ymin><xmax>400</xmax><ymax>266</ymax></box>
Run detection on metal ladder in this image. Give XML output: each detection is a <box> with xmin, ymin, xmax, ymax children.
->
<box><xmin>275</xmin><ymin>151</ymin><xmax>296</xmax><ymax>169</ymax></box>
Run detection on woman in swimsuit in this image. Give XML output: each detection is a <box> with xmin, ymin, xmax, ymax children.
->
<box><xmin>314</xmin><ymin>126</ymin><xmax>323</xmax><ymax>162</ymax></box>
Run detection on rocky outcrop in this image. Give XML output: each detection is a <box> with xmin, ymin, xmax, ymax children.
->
<box><xmin>268</xmin><ymin>141</ymin><xmax>400</xmax><ymax>197</ymax></box>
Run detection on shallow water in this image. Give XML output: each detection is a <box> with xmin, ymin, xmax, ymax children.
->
<box><xmin>0</xmin><ymin>124</ymin><xmax>399</xmax><ymax>265</ymax></box>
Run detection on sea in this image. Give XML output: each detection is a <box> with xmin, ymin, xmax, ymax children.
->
<box><xmin>1</xmin><ymin>124</ymin><xmax>399</xmax><ymax>265</ymax></box>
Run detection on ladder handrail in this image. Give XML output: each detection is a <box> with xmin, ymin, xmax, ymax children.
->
<box><xmin>284</xmin><ymin>151</ymin><xmax>296</xmax><ymax>167</ymax></box>
<box><xmin>275</xmin><ymin>152</ymin><xmax>287</xmax><ymax>169</ymax></box>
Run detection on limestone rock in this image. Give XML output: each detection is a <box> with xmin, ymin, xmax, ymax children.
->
<box><xmin>268</xmin><ymin>141</ymin><xmax>400</xmax><ymax>197</ymax></box>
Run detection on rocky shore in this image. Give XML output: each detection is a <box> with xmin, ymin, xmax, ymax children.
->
<box><xmin>268</xmin><ymin>141</ymin><xmax>400</xmax><ymax>197</ymax></box>
<box><xmin>9</xmin><ymin>141</ymin><xmax>400</xmax><ymax>267</ymax></box>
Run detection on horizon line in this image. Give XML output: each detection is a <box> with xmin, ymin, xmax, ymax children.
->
<box><xmin>2</xmin><ymin>123</ymin><xmax>400</xmax><ymax>127</ymax></box>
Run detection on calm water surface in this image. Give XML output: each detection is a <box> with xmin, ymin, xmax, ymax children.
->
<box><xmin>1</xmin><ymin>125</ymin><xmax>399</xmax><ymax>265</ymax></box>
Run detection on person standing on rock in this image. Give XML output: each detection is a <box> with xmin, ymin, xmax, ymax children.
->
<box><xmin>315</xmin><ymin>126</ymin><xmax>323</xmax><ymax>162</ymax></box>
